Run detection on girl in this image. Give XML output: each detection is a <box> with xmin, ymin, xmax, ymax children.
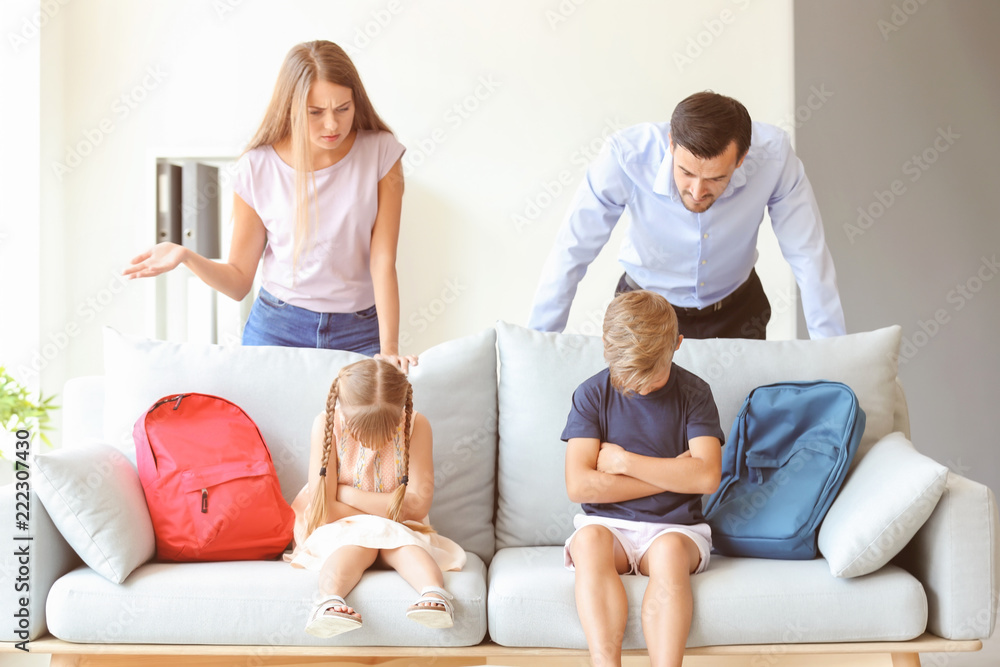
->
<box><xmin>287</xmin><ymin>358</ymin><xmax>465</xmax><ymax>637</ymax></box>
<box><xmin>124</xmin><ymin>41</ymin><xmax>417</xmax><ymax>371</ymax></box>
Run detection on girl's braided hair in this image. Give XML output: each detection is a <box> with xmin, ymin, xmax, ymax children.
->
<box><xmin>305</xmin><ymin>359</ymin><xmax>420</xmax><ymax>539</ymax></box>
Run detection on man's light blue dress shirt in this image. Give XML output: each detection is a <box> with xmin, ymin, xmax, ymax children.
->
<box><xmin>528</xmin><ymin>122</ymin><xmax>846</xmax><ymax>338</ymax></box>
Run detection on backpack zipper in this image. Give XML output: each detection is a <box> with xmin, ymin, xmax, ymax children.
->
<box><xmin>201</xmin><ymin>488</ymin><xmax>208</xmax><ymax>513</ymax></box>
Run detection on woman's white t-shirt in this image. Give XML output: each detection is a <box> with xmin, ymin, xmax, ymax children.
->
<box><xmin>233</xmin><ymin>130</ymin><xmax>405</xmax><ymax>313</ymax></box>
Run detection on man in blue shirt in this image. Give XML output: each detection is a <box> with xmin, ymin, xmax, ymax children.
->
<box><xmin>528</xmin><ymin>92</ymin><xmax>846</xmax><ymax>339</ymax></box>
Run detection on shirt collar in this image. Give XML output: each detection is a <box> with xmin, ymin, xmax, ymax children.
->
<box><xmin>653</xmin><ymin>150</ymin><xmax>678</xmax><ymax>200</ymax></box>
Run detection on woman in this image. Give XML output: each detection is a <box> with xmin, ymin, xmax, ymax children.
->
<box><xmin>125</xmin><ymin>41</ymin><xmax>416</xmax><ymax>371</ymax></box>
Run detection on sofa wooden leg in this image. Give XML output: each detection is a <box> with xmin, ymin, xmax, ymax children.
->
<box><xmin>890</xmin><ymin>653</ymin><xmax>921</xmax><ymax>667</ymax></box>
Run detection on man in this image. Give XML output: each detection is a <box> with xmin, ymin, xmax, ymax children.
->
<box><xmin>528</xmin><ymin>92</ymin><xmax>845</xmax><ymax>339</ymax></box>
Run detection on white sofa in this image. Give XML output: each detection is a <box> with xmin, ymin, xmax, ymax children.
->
<box><xmin>1</xmin><ymin>322</ymin><xmax>996</xmax><ymax>666</ymax></box>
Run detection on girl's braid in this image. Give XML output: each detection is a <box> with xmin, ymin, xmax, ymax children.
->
<box><xmin>386</xmin><ymin>384</ymin><xmax>413</xmax><ymax>524</ymax></box>
<box><xmin>305</xmin><ymin>377</ymin><xmax>339</xmax><ymax>539</ymax></box>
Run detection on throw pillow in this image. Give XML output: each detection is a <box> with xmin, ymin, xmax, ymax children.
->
<box><xmin>33</xmin><ymin>443</ymin><xmax>155</xmax><ymax>583</ymax></box>
<box><xmin>818</xmin><ymin>431</ymin><xmax>948</xmax><ymax>578</ymax></box>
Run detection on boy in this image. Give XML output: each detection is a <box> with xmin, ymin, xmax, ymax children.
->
<box><xmin>562</xmin><ymin>290</ymin><xmax>724</xmax><ymax>667</ymax></box>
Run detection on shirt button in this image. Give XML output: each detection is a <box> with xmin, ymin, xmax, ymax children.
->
<box><xmin>703</xmin><ymin>233</ymin><xmax>709</xmax><ymax>239</ymax></box>
<box><xmin>701</xmin><ymin>260</ymin><xmax>707</xmax><ymax>265</ymax></box>
<box><xmin>700</xmin><ymin>282</ymin><xmax>705</xmax><ymax>286</ymax></box>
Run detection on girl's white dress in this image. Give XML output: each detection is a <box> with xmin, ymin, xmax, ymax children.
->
<box><xmin>286</xmin><ymin>412</ymin><xmax>466</xmax><ymax>572</ymax></box>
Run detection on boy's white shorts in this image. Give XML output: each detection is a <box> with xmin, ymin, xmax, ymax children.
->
<box><xmin>563</xmin><ymin>513</ymin><xmax>713</xmax><ymax>575</ymax></box>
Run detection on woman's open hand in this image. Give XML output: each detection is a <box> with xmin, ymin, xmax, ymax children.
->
<box><xmin>123</xmin><ymin>242</ymin><xmax>188</xmax><ymax>280</ymax></box>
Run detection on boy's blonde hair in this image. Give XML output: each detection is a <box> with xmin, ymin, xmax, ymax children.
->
<box><xmin>306</xmin><ymin>359</ymin><xmax>426</xmax><ymax>539</ymax></box>
<box><xmin>603</xmin><ymin>290</ymin><xmax>679</xmax><ymax>396</ymax></box>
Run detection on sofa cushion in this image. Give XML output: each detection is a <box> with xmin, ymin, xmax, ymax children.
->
<box><xmin>494</xmin><ymin>321</ymin><xmax>902</xmax><ymax>549</ymax></box>
<box><xmin>102</xmin><ymin>327</ymin><xmax>498</xmax><ymax>563</ymax></box>
<box><xmin>46</xmin><ymin>554</ymin><xmax>487</xmax><ymax>646</ymax></box>
<box><xmin>33</xmin><ymin>444</ymin><xmax>154</xmax><ymax>584</ymax></box>
<box><xmin>487</xmin><ymin>547</ymin><xmax>927</xmax><ymax>648</ymax></box>
<box><xmin>819</xmin><ymin>432</ymin><xmax>948</xmax><ymax>578</ymax></box>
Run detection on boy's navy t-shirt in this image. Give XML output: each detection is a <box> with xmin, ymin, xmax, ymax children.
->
<box><xmin>561</xmin><ymin>363</ymin><xmax>725</xmax><ymax>525</ymax></box>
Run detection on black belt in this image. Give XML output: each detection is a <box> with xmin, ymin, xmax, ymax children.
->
<box><xmin>624</xmin><ymin>271</ymin><xmax>757</xmax><ymax>318</ymax></box>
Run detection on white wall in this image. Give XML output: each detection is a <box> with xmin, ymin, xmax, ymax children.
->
<box><xmin>0</xmin><ymin>0</ymin><xmax>41</xmax><ymax>413</ymax></box>
<box><xmin>30</xmin><ymin>0</ymin><xmax>796</xmax><ymax>428</ymax></box>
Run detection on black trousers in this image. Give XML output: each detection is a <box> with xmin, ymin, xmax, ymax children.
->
<box><xmin>614</xmin><ymin>270</ymin><xmax>771</xmax><ymax>340</ymax></box>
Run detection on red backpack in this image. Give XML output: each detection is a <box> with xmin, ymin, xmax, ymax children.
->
<box><xmin>133</xmin><ymin>393</ymin><xmax>294</xmax><ymax>562</ymax></box>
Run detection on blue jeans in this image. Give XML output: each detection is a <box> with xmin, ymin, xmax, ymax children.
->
<box><xmin>241</xmin><ymin>287</ymin><xmax>381</xmax><ymax>354</ymax></box>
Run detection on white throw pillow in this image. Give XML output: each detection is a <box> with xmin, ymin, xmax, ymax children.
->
<box><xmin>819</xmin><ymin>431</ymin><xmax>947</xmax><ymax>578</ymax></box>
<box><xmin>101</xmin><ymin>326</ymin><xmax>498</xmax><ymax>563</ymax></box>
<box><xmin>33</xmin><ymin>444</ymin><xmax>155</xmax><ymax>583</ymax></box>
<box><xmin>494</xmin><ymin>321</ymin><xmax>902</xmax><ymax>550</ymax></box>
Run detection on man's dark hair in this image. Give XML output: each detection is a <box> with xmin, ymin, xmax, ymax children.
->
<box><xmin>670</xmin><ymin>91</ymin><xmax>752</xmax><ymax>160</ymax></box>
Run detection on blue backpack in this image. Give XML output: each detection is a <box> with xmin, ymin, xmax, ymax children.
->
<box><xmin>703</xmin><ymin>380</ymin><xmax>865</xmax><ymax>560</ymax></box>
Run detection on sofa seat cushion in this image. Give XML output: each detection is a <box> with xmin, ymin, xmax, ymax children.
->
<box><xmin>487</xmin><ymin>547</ymin><xmax>927</xmax><ymax>648</ymax></box>
<box><xmin>46</xmin><ymin>554</ymin><xmax>487</xmax><ymax>646</ymax></box>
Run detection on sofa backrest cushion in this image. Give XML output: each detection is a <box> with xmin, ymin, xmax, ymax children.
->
<box><xmin>102</xmin><ymin>327</ymin><xmax>498</xmax><ymax>563</ymax></box>
<box><xmin>494</xmin><ymin>321</ymin><xmax>902</xmax><ymax>549</ymax></box>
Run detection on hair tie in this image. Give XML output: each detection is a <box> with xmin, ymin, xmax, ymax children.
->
<box><xmin>400</xmin><ymin>475</ymin><xmax>408</xmax><ymax>485</ymax></box>
<box><xmin>319</xmin><ymin>466</ymin><xmax>327</xmax><ymax>477</ymax></box>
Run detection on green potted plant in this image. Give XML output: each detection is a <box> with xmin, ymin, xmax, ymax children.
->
<box><xmin>0</xmin><ymin>366</ymin><xmax>58</xmax><ymax>460</ymax></box>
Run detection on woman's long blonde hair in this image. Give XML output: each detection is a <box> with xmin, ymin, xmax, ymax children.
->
<box><xmin>244</xmin><ymin>40</ymin><xmax>393</xmax><ymax>270</ymax></box>
<box><xmin>306</xmin><ymin>359</ymin><xmax>425</xmax><ymax>539</ymax></box>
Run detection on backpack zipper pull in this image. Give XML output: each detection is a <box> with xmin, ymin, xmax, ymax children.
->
<box><xmin>201</xmin><ymin>488</ymin><xmax>208</xmax><ymax>513</ymax></box>
<box><xmin>173</xmin><ymin>395</ymin><xmax>185</xmax><ymax>410</ymax></box>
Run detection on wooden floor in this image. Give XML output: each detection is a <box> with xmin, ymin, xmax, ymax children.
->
<box><xmin>0</xmin><ymin>633</ymin><xmax>983</xmax><ymax>667</ymax></box>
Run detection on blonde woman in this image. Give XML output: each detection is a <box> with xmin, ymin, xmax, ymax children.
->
<box><xmin>287</xmin><ymin>359</ymin><xmax>465</xmax><ymax>637</ymax></box>
<box><xmin>125</xmin><ymin>41</ymin><xmax>416</xmax><ymax>371</ymax></box>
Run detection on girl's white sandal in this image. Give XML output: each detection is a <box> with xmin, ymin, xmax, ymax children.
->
<box><xmin>405</xmin><ymin>586</ymin><xmax>455</xmax><ymax>628</ymax></box>
<box><xmin>305</xmin><ymin>595</ymin><xmax>363</xmax><ymax>638</ymax></box>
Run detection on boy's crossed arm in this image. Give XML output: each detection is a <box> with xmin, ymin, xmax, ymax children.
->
<box><xmin>566</xmin><ymin>436</ymin><xmax>722</xmax><ymax>503</ymax></box>
<box><xmin>566</xmin><ymin>437</ymin><xmax>667</xmax><ymax>503</ymax></box>
<box><xmin>598</xmin><ymin>437</ymin><xmax>722</xmax><ymax>495</ymax></box>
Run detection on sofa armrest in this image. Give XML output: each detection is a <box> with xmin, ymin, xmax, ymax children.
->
<box><xmin>894</xmin><ymin>472</ymin><xmax>998</xmax><ymax>640</ymax></box>
<box><xmin>1</xmin><ymin>483</ymin><xmax>81</xmax><ymax>642</ymax></box>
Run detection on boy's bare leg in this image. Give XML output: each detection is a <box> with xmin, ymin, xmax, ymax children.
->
<box><xmin>569</xmin><ymin>525</ymin><xmax>632</xmax><ymax>667</ymax></box>
<box><xmin>638</xmin><ymin>532</ymin><xmax>702</xmax><ymax>667</ymax></box>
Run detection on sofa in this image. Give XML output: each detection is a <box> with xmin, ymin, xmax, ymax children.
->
<box><xmin>1</xmin><ymin>322</ymin><xmax>997</xmax><ymax>666</ymax></box>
